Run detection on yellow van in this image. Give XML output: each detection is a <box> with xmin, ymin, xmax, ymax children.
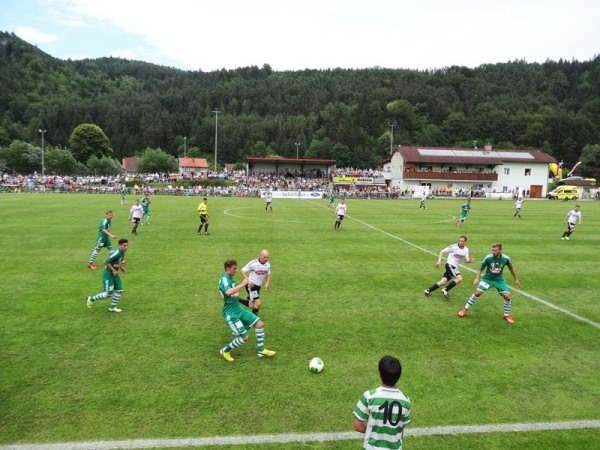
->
<box><xmin>547</xmin><ymin>185</ymin><xmax>579</xmax><ymax>200</ymax></box>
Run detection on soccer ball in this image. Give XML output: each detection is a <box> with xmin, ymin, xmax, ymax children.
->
<box><xmin>309</xmin><ymin>357</ymin><xmax>324</xmax><ymax>373</ymax></box>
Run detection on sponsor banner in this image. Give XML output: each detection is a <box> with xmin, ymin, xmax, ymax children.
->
<box><xmin>261</xmin><ymin>190</ymin><xmax>324</xmax><ymax>199</ymax></box>
<box><xmin>333</xmin><ymin>176</ymin><xmax>357</xmax><ymax>183</ymax></box>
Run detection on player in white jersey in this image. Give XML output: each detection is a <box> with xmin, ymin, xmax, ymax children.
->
<box><xmin>424</xmin><ymin>235</ymin><xmax>475</xmax><ymax>299</ymax></box>
<box><xmin>334</xmin><ymin>199</ymin><xmax>347</xmax><ymax>229</ymax></box>
<box><xmin>513</xmin><ymin>197</ymin><xmax>523</xmax><ymax>218</ymax></box>
<box><xmin>128</xmin><ymin>199</ymin><xmax>144</xmax><ymax>235</ymax></box>
<box><xmin>353</xmin><ymin>355</ymin><xmax>411</xmax><ymax>450</ymax></box>
<box><xmin>239</xmin><ymin>249</ymin><xmax>271</xmax><ymax>314</ymax></box>
<box><xmin>561</xmin><ymin>205</ymin><xmax>582</xmax><ymax>240</ymax></box>
<box><xmin>264</xmin><ymin>190</ymin><xmax>273</xmax><ymax>212</ymax></box>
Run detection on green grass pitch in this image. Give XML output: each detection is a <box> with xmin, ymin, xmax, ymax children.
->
<box><xmin>1</xmin><ymin>193</ymin><xmax>599</xmax><ymax>449</ymax></box>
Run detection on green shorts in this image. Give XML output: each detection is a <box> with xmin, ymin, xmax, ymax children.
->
<box><xmin>101</xmin><ymin>274</ymin><xmax>123</xmax><ymax>293</ymax></box>
<box><xmin>143</xmin><ymin>207</ymin><xmax>150</xmax><ymax>215</ymax></box>
<box><xmin>94</xmin><ymin>235</ymin><xmax>112</xmax><ymax>250</ymax></box>
<box><xmin>477</xmin><ymin>278</ymin><xmax>510</xmax><ymax>294</ymax></box>
<box><xmin>224</xmin><ymin>309</ymin><xmax>259</xmax><ymax>337</ymax></box>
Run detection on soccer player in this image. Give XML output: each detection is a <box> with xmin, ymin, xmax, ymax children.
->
<box><xmin>561</xmin><ymin>205</ymin><xmax>582</xmax><ymax>240</ymax></box>
<box><xmin>129</xmin><ymin>199</ymin><xmax>144</xmax><ymax>235</ymax></box>
<box><xmin>455</xmin><ymin>198</ymin><xmax>472</xmax><ymax>227</ymax></box>
<box><xmin>141</xmin><ymin>192</ymin><xmax>151</xmax><ymax>225</ymax></box>
<box><xmin>120</xmin><ymin>184</ymin><xmax>128</xmax><ymax>206</ymax></box>
<box><xmin>197</xmin><ymin>197</ymin><xmax>210</xmax><ymax>235</ymax></box>
<box><xmin>334</xmin><ymin>199</ymin><xmax>347</xmax><ymax>229</ymax></box>
<box><xmin>328</xmin><ymin>191</ymin><xmax>335</xmax><ymax>208</ymax></box>
<box><xmin>87</xmin><ymin>210</ymin><xmax>116</xmax><ymax>269</ymax></box>
<box><xmin>218</xmin><ymin>259</ymin><xmax>276</xmax><ymax>362</ymax></box>
<box><xmin>514</xmin><ymin>196</ymin><xmax>523</xmax><ymax>218</ymax></box>
<box><xmin>458</xmin><ymin>242</ymin><xmax>520</xmax><ymax>323</ymax></box>
<box><xmin>353</xmin><ymin>355</ymin><xmax>411</xmax><ymax>449</ymax></box>
<box><xmin>424</xmin><ymin>235</ymin><xmax>475</xmax><ymax>300</ymax></box>
<box><xmin>419</xmin><ymin>190</ymin><xmax>427</xmax><ymax>209</ymax></box>
<box><xmin>86</xmin><ymin>238</ymin><xmax>129</xmax><ymax>312</ymax></box>
<box><xmin>240</xmin><ymin>250</ymin><xmax>271</xmax><ymax>315</ymax></box>
<box><xmin>264</xmin><ymin>189</ymin><xmax>273</xmax><ymax>212</ymax></box>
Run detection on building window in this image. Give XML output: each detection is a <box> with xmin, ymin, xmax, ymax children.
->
<box><xmin>524</xmin><ymin>168</ymin><xmax>531</xmax><ymax>176</ymax></box>
<box><xmin>504</xmin><ymin>168</ymin><xmax>510</xmax><ymax>175</ymax></box>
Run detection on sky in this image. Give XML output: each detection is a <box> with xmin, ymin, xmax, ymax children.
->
<box><xmin>1</xmin><ymin>0</ymin><xmax>599</xmax><ymax>72</ymax></box>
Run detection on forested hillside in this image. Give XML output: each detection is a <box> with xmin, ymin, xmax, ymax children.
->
<box><xmin>1</xmin><ymin>30</ymin><xmax>599</xmax><ymax>172</ymax></box>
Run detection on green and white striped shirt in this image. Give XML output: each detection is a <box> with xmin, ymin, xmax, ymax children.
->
<box><xmin>353</xmin><ymin>386</ymin><xmax>411</xmax><ymax>450</ymax></box>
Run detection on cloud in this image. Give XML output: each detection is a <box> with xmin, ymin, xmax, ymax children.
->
<box><xmin>15</xmin><ymin>26</ymin><xmax>58</xmax><ymax>44</ymax></box>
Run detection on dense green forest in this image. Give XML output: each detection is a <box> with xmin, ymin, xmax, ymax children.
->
<box><xmin>1</xmin><ymin>30</ymin><xmax>599</xmax><ymax>175</ymax></box>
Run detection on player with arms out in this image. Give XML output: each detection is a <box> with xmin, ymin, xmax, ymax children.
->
<box><xmin>239</xmin><ymin>250</ymin><xmax>271</xmax><ymax>315</ymax></box>
<box><xmin>218</xmin><ymin>259</ymin><xmax>276</xmax><ymax>362</ymax></box>
<box><xmin>86</xmin><ymin>238</ymin><xmax>129</xmax><ymax>312</ymax></box>
<box><xmin>458</xmin><ymin>242</ymin><xmax>520</xmax><ymax>323</ymax></box>
<box><xmin>513</xmin><ymin>196</ymin><xmax>523</xmax><ymax>218</ymax></box>
<box><xmin>424</xmin><ymin>235</ymin><xmax>475</xmax><ymax>299</ymax></box>
<box><xmin>353</xmin><ymin>355</ymin><xmax>411</xmax><ymax>450</ymax></box>
<box><xmin>455</xmin><ymin>198</ymin><xmax>472</xmax><ymax>227</ymax></box>
<box><xmin>561</xmin><ymin>205</ymin><xmax>582</xmax><ymax>240</ymax></box>
<box><xmin>87</xmin><ymin>210</ymin><xmax>116</xmax><ymax>269</ymax></box>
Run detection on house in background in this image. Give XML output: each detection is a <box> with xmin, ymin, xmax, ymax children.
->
<box><xmin>121</xmin><ymin>157</ymin><xmax>139</xmax><ymax>173</ymax></box>
<box><xmin>178</xmin><ymin>158</ymin><xmax>209</xmax><ymax>177</ymax></box>
<box><xmin>383</xmin><ymin>145</ymin><xmax>556</xmax><ymax>198</ymax></box>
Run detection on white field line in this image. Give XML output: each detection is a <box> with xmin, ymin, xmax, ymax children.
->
<box><xmin>339</xmin><ymin>209</ymin><xmax>600</xmax><ymax>330</ymax></box>
<box><xmin>2</xmin><ymin>420</ymin><xmax>600</xmax><ymax>450</ymax></box>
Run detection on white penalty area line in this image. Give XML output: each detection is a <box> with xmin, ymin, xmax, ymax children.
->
<box><xmin>3</xmin><ymin>420</ymin><xmax>599</xmax><ymax>450</ymax></box>
<box><xmin>308</xmin><ymin>200</ymin><xmax>600</xmax><ymax>331</ymax></box>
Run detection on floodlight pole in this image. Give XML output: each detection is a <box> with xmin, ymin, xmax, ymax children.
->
<box><xmin>38</xmin><ymin>129</ymin><xmax>46</xmax><ymax>177</ymax></box>
<box><xmin>213</xmin><ymin>108</ymin><xmax>220</xmax><ymax>172</ymax></box>
<box><xmin>295</xmin><ymin>142</ymin><xmax>300</xmax><ymax>159</ymax></box>
<box><xmin>183</xmin><ymin>136</ymin><xmax>187</xmax><ymax>158</ymax></box>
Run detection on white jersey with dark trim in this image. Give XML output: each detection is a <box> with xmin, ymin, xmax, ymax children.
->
<box><xmin>242</xmin><ymin>259</ymin><xmax>271</xmax><ymax>286</ymax></box>
<box><xmin>442</xmin><ymin>244</ymin><xmax>471</xmax><ymax>268</ymax></box>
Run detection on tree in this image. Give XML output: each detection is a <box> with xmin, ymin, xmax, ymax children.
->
<box><xmin>137</xmin><ymin>147</ymin><xmax>179</xmax><ymax>173</ymax></box>
<box><xmin>45</xmin><ymin>147</ymin><xmax>86</xmax><ymax>175</ymax></box>
<box><xmin>0</xmin><ymin>140</ymin><xmax>41</xmax><ymax>174</ymax></box>
<box><xmin>69</xmin><ymin>123</ymin><xmax>113</xmax><ymax>163</ymax></box>
<box><xmin>579</xmin><ymin>144</ymin><xmax>600</xmax><ymax>180</ymax></box>
<box><xmin>87</xmin><ymin>156</ymin><xmax>124</xmax><ymax>176</ymax></box>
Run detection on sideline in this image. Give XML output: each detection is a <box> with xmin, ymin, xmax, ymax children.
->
<box><xmin>2</xmin><ymin>420</ymin><xmax>599</xmax><ymax>450</ymax></box>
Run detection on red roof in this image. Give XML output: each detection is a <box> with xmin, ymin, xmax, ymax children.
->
<box><xmin>396</xmin><ymin>146</ymin><xmax>555</xmax><ymax>165</ymax></box>
<box><xmin>179</xmin><ymin>157</ymin><xmax>208</xmax><ymax>168</ymax></box>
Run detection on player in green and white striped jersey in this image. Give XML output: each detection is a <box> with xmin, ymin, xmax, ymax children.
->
<box><xmin>353</xmin><ymin>355</ymin><xmax>411</xmax><ymax>450</ymax></box>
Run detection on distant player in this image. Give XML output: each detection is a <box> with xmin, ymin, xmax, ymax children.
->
<box><xmin>264</xmin><ymin>190</ymin><xmax>273</xmax><ymax>212</ymax></box>
<box><xmin>334</xmin><ymin>199</ymin><xmax>347</xmax><ymax>229</ymax></box>
<box><xmin>197</xmin><ymin>197</ymin><xmax>210</xmax><ymax>235</ymax></box>
<box><xmin>120</xmin><ymin>185</ymin><xmax>128</xmax><ymax>206</ymax></box>
<box><xmin>419</xmin><ymin>191</ymin><xmax>427</xmax><ymax>209</ymax></box>
<box><xmin>87</xmin><ymin>210</ymin><xmax>115</xmax><ymax>270</ymax></box>
<box><xmin>514</xmin><ymin>197</ymin><xmax>523</xmax><ymax>218</ymax></box>
<box><xmin>141</xmin><ymin>192</ymin><xmax>151</xmax><ymax>225</ymax></box>
<box><xmin>129</xmin><ymin>199</ymin><xmax>144</xmax><ymax>235</ymax></box>
<box><xmin>328</xmin><ymin>191</ymin><xmax>335</xmax><ymax>208</ymax></box>
<box><xmin>561</xmin><ymin>205</ymin><xmax>582</xmax><ymax>241</ymax></box>
<box><xmin>456</xmin><ymin>199</ymin><xmax>472</xmax><ymax>227</ymax></box>
<box><xmin>240</xmin><ymin>249</ymin><xmax>271</xmax><ymax>315</ymax></box>
<box><xmin>424</xmin><ymin>235</ymin><xmax>475</xmax><ymax>299</ymax></box>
